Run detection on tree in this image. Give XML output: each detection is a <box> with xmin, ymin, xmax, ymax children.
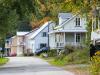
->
<box><xmin>17</xmin><ymin>20</ymin><xmax>32</xmax><ymax>31</ymax></box>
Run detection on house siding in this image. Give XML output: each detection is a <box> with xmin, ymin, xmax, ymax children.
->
<box><xmin>34</xmin><ymin>26</ymin><xmax>49</xmax><ymax>50</ymax></box>
<box><xmin>49</xmin><ymin>34</ymin><xmax>56</xmax><ymax>49</ymax></box>
<box><xmin>63</xmin><ymin>16</ymin><xmax>86</xmax><ymax>30</ymax></box>
<box><xmin>65</xmin><ymin>33</ymin><xmax>74</xmax><ymax>43</ymax></box>
<box><xmin>10</xmin><ymin>36</ymin><xmax>17</xmax><ymax>56</ymax></box>
<box><xmin>24</xmin><ymin>21</ymin><xmax>55</xmax><ymax>54</ymax></box>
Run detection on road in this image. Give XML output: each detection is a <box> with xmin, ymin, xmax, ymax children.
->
<box><xmin>0</xmin><ymin>57</ymin><xmax>74</xmax><ymax>75</ymax></box>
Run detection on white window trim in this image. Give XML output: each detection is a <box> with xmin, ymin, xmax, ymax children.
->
<box><xmin>76</xmin><ymin>33</ymin><xmax>81</xmax><ymax>43</ymax></box>
<box><xmin>75</xmin><ymin>17</ymin><xmax>81</xmax><ymax>27</ymax></box>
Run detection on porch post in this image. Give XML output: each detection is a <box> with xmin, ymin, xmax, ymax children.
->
<box><xmin>98</xmin><ymin>18</ymin><xmax>100</xmax><ymax>29</ymax></box>
<box><xmin>64</xmin><ymin>32</ymin><xmax>66</xmax><ymax>46</ymax></box>
<box><xmin>74</xmin><ymin>33</ymin><xmax>76</xmax><ymax>46</ymax></box>
<box><xmin>92</xmin><ymin>17</ymin><xmax>94</xmax><ymax>32</ymax></box>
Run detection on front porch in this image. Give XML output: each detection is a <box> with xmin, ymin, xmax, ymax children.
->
<box><xmin>52</xmin><ymin>32</ymin><xmax>86</xmax><ymax>49</ymax></box>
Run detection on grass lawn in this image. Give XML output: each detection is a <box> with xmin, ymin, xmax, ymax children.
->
<box><xmin>0</xmin><ymin>58</ymin><xmax>9</xmax><ymax>66</ymax></box>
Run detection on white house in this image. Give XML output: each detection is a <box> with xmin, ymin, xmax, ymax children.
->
<box><xmin>91</xmin><ymin>19</ymin><xmax>100</xmax><ymax>45</ymax></box>
<box><xmin>24</xmin><ymin>28</ymin><xmax>39</xmax><ymax>54</ymax></box>
<box><xmin>24</xmin><ymin>21</ymin><xmax>55</xmax><ymax>54</ymax></box>
<box><xmin>49</xmin><ymin>13</ymin><xmax>87</xmax><ymax>49</ymax></box>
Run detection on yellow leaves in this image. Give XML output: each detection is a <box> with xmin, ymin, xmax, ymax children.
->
<box><xmin>90</xmin><ymin>51</ymin><xmax>100</xmax><ymax>75</ymax></box>
<box><xmin>95</xmin><ymin>51</ymin><xmax>100</xmax><ymax>55</ymax></box>
<box><xmin>31</xmin><ymin>17</ymin><xmax>51</xmax><ymax>29</ymax></box>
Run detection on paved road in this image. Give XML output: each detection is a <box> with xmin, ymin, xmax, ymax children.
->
<box><xmin>0</xmin><ymin>57</ymin><xmax>74</xmax><ymax>75</ymax></box>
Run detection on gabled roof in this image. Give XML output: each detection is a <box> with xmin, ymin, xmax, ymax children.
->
<box><xmin>17</xmin><ymin>32</ymin><xmax>29</xmax><ymax>36</ymax></box>
<box><xmin>29</xmin><ymin>21</ymin><xmax>53</xmax><ymax>39</ymax></box>
<box><xmin>25</xmin><ymin>28</ymin><xmax>39</xmax><ymax>37</ymax></box>
<box><xmin>58</xmin><ymin>13</ymin><xmax>72</xmax><ymax>19</ymax></box>
<box><xmin>55</xmin><ymin>14</ymin><xmax>78</xmax><ymax>29</ymax></box>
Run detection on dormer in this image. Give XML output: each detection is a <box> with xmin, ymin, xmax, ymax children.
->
<box><xmin>58</xmin><ymin>13</ymin><xmax>72</xmax><ymax>25</ymax></box>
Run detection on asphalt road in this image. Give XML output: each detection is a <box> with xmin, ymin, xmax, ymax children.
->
<box><xmin>0</xmin><ymin>57</ymin><xmax>74</xmax><ymax>75</ymax></box>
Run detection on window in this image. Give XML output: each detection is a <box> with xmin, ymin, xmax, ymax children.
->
<box><xmin>40</xmin><ymin>43</ymin><xmax>47</xmax><ymax>48</ymax></box>
<box><xmin>6</xmin><ymin>40</ymin><xmax>9</xmax><ymax>44</ymax></box>
<box><xmin>76</xmin><ymin>18</ymin><xmax>80</xmax><ymax>27</ymax></box>
<box><xmin>76</xmin><ymin>33</ymin><xmax>81</xmax><ymax>42</ymax></box>
<box><xmin>42</xmin><ymin>32</ymin><xmax>47</xmax><ymax>37</ymax></box>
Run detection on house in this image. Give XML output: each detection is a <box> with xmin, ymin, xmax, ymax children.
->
<box><xmin>24</xmin><ymin>21</ymin><xmax>55</xmax><ymax>54</ymax></box>
<box><xmin>16</xmin><ymin>32</ymin><xmax>29</xmax><ymax>56</ymax></box>
<box><xmin>10</xmin><ymin>36</ymin><xmax>17</xmax><ymax>56</ymax></box>
<box><xmin>5</xmin><ymin>32</ymin><xmax>29</xmax><ymax>56</ymax></box>
<box><xmin>24</xmin><ymin>29</ymin><xmax>39</xmax><ymax>55</ymax></box>
<box><xmin>5</xmin><ymin>38</ymin><xmax>12</xmax><ymax>56</ymax></box>
<box><xmin>91</xmin><ymin>19</ymin><xmax>100</xmax><ymax>45</ymax></box>
<box><xmin>49</xmin><ymin>13</ymin><xmax>87</xmax><ymax>49</ymax></box>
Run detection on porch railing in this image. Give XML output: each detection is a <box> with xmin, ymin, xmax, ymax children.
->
<box><xmin>55</xmin><ymin>42</ymin><xmax>83</xmax><ymax>48</ymax></box>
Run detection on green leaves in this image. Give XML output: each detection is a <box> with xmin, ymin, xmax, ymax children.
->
<box><xmin>0</xmin><ymin>9</ymin><xmax>18</xmax><ymax>37</ymax></box>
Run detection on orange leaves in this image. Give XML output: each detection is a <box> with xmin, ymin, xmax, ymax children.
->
<box><xmin>31</xmin><ymin>17</ymin><xmax>51</xmax><ymax>29</ymax></box>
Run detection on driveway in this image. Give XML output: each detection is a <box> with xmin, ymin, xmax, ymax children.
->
<box><xmin>0</xmin><ymin>57</ymin><xmax>74</xmax><ymax>75</ymax></box>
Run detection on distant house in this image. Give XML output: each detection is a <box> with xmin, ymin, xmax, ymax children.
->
<box><xmin>5</xmin><ymin>38</ymin><xmax>11</xmax><ymax>56</ymax></box>
<box><xmin>10</xmin><ymin>36</ymin><xmax>17</xmax><ymax>56</ymax></box>
<box><xmin>24</xmin><ymin>21</ymin><xmax>55</xmax><ymax>54</ymax></box>
<box><xmin>16</xmin><ymin>32</ymin><xmax>29</xmax><ymax>56</ymax></box>
<box><xmin>49</xmin><ymin>13</ymin><xmax>87</xmax><ymax>49</ymax></box>
<box><xmin>91</xmin><ymin>20</ymin><xmax>100</xmax><ymax>45</ymax></box>
<box><xmin>4</xmin><ymin>21</ymin><xmax>55</xmax><ymax>56</ymax></box>
<box><xmin>5</xmin><ymin>32</ymin><xmax>29</xmax><ymax>56</ymax></box>
<box><xmin>24</xmin><ymin>29</ymin><xmax>39</xmax><ymax>55</ymax></box>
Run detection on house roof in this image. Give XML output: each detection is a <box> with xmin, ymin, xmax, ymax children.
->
<box><xmin>25</xmin><ymin>28</ymin><xmax>39</xmax><ymax>37</ymax></box>
<box><xmin>58</xmin><ymin>13</ymin><xmax>73</xmax><ymax>19</ymax></box>
<box><xmin>55</xmin><ymin>14</ymin><xmax>78</xmax><ymax>30</ymax></box>
<box><xmin>49</xmin><ymin>29</ymin><xmax>87</xmax><ymax>34</ymax></box>
<box><xmin>17</xmin><ymin>32</ymin><xmax>29</xmax><ymax>36</ymax></box>
<box><xmin>29</xmin><ymin>21</ymin><xmax>53</xmax><ymax>39</ymax></box>
<box><xmin>11</xmin><ymin>36</ymin><xmax>16</xmax><ymax>38</ymax></box>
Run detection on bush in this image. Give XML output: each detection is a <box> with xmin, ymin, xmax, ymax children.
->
<box><xmin>50</xmin><ymin>47</ymin><xmax>90</xmax><ymax>66</ymax></box>
<box><xmin>40</xmin><ymin>53</ymin><xmax>48</xmax><ymax>58</ymax></box>
<box><xmin>65</xmin><ymin>48</ymin><xmax>90</xmax><ymax>64</ymax></box>
<box><xmin>47</xmin><ymin>49</ymin><xmax>57</xmax><ymax>57</ymax></box>
<box><xmin>90</xmin><ymin>51</ymin><xmax>100</xmax><ymax>75</ymax></box>
<box><xmin>64</xmin><ymin>45</ymin><xmax>75</xmax><ymax>54</ymax></box>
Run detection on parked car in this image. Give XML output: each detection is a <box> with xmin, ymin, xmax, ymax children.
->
<box><xmin>35</xmin><ymin>47</ymin><xmax>49</xmax><ymax>55</ymax></box>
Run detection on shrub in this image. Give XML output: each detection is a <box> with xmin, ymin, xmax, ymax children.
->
<box><xmin>50</xmin><ymin>47</ymin><xmax>90</xmax><ymax>66</ymax></box>
<box><xmin>47</xmin><ymin>49</ymin><xmax>57</xmax><ymax>57</ymax></box>
<box><xmin>90</xmin><ymin>51</ymin><xmax>100</xmax><ymax>75</ymax></box>
<box><xmin>66</xmin><ymin>48</ymin><xmax>90</xmax><ymax>64</ymax></box>
<box><xmin>40</xmin><ymin>53</ymin><xmax>48</xmax><ymax>58</ymax></box>
<box><xmin>64</xmin><ymin>45</ymin><xmax>75</xmax><ymax>54</ymax></box>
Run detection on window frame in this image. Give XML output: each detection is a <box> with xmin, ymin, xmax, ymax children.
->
<box><xmin>76</xmin><ymin>33</ymin><xmax>81</xmax><ymax>43</ymax></box>
<box><xmin>42</xmin><ymin>32</ymin><xmax>47</xmax><ymax>37</ymax></box>
<box><xmin>75</xmin><ymin>17</ymin><xmax>81</xmax><ymax>27</ymax></box>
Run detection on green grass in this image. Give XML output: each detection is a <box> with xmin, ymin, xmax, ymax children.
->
<box><xmin>0</xmin><ymin>58</ymin><xmax>9</xmax><ymax>66</ymax></box>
